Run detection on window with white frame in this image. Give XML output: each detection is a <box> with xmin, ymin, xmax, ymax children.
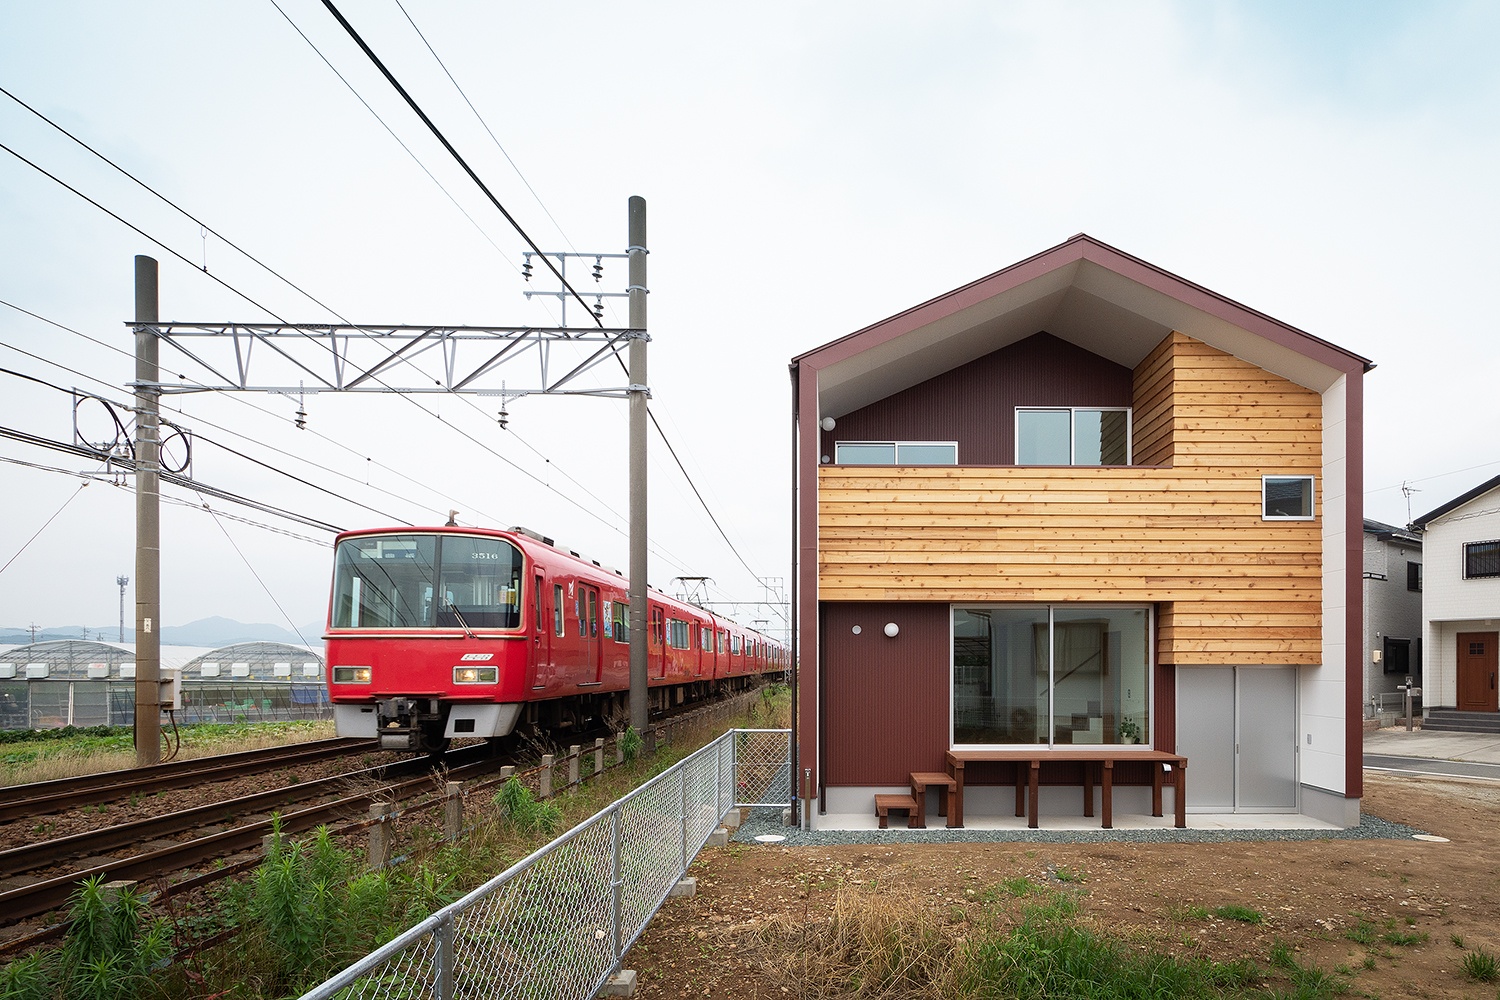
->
<box><xmin>1015</xmin><ymin>408</ymin><xmax>1130</xmax><ymax>466</ymax></box>
<box><xmin>834</xmin><ymin>441</ymin><xmax>958</xmax><ymax>465</ymax></box>
<box><xmin>1464</xmin><ymin>540</ymin><xmax>1500</xmax><ymax>579</ymax></box>
<box><xmin>1262</xmin><ymin>476</ymin><xmax>1315</xmax><ymax>520</ymax></box>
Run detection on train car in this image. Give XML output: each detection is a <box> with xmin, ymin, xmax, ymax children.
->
<box><xmin>325</xmin><ymin>524</ymin><xmax>783</xmax><ymax>752</ymax></box>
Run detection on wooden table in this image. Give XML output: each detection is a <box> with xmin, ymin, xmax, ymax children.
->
<box><xmin>944</xmin><ymin>748</ymin><xmax>1187</xmax><ymax>829</ymax></box>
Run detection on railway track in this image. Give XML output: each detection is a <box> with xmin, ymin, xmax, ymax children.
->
<box><xmin>0</xmin><ymin>737</ymin><xmax>373</xmax><ymax>823</ymax></box>
<box><xmin>0</xmin><ymin>742</ymin><xmax>506</xmax><ymax>928</ymax></box>
<box><xmin>0</xmin><ymin>684</ymin><xmax>772</xmax><ymax>944</ymax></box>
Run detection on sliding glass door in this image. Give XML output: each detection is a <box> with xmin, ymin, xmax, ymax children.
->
<box><xmin>952</xmin><ymin>605</ymin><xmax>1150</xmax><ymax>748</ymax></box>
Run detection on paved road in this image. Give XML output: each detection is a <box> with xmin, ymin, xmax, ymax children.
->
<box><xmin>1363</xmin><ymin>726</ymin><xmax>1500</xmax><ymax>781</ymax></box>
<box><xmin>1363</xmin><ymin>753</ymin><xmax>1500</xmax><ymax>782</ymax></box>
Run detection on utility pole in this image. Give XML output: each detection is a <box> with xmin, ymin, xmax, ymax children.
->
<box><xmin>133</xmin><ymin>256</ymin><xmax>161</xmax><ymax>766</ymax></box>
<box><xmin>627</xmin><ymin>196</ymin><xmax>649</xmax><ymax>737</ymax></box>
<box><xmin>116</xmin><ymin>575</ymin><xmax>129</xmax><ymax>642</ymax></box>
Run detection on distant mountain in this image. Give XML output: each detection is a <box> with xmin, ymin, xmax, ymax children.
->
<box><xmin>0</xmin><ymin>618</ymin><xmax>325</xmax><ymax>648</ymax></box>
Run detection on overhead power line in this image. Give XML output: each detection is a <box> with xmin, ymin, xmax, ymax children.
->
<box><xmin>317</xmin><ymin>0</ymin><xmax>601</xmax><ymax>325</ymax></box>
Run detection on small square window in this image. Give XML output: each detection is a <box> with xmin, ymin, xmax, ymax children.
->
<box><xmin>1464</xmin><ymin>541</ymin><xmax>1500</xmax><ymax>579</ymax></box>
<box><xmin>1262</xmin><ymin>476</ymin><xmax>1315</xmax><ymax>520</ymax></box>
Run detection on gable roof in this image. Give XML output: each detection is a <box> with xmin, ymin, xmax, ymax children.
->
<box><xmin>794</xmin><ymin>234</ymin><xmax>1372</xmax><ymax>418</ymax></box>
<box><xmin>1411</xmin><ymin>474</ymin><xmax>1500</xmax><ymax>529</ymax></box>
<box><xmin>1364</xmin><ymin>518</ymin><xmax>1421</xmax><ymax>546</ymax></box>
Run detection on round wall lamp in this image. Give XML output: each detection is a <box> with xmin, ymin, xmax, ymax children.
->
<box><xmin>820</xmin><ymin>416</ymin><xmax>836</xmax><ymax>431</ymax></box>
<box><xmin>851</xmin><ymin>625</ymin><xmax>862</xmax><ymax>635</ymax></box>
<box><xmin>884</xmin><ymin>622</ymin><xmax>899</xmax><ymax>638</ymax></box>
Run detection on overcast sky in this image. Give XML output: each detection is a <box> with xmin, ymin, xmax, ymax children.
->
<box><xmin>2</xmin><ymin>1</ymin><xmax>1497</xmax><ymax>641</ymax></box>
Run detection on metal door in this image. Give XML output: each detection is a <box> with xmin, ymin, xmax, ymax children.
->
<box><xmin>1177</xmin><ymin>666</ymin><xmax>1298</xmax><ymax>812</ymax></box>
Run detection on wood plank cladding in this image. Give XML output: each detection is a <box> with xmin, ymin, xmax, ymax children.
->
<box><xmin>818</xmin><ymin>332</ymin><xmax>1323</xmax><ymax>666</ymax></box>
<box><xmin>820</xmin><ymin>333</ymin><xmax>1132</xmax><ymax>466</ymax></box>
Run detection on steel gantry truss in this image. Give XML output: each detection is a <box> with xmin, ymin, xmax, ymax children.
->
<box><xmin>134</xmin><ymin>321</ymin><xmax>647</xmax><ymax>399</ymax></box>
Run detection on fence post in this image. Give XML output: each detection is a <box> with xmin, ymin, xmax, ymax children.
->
<box><xmin>444</xmin><ymin>782</ymin><xmax>463</xmax><ymax>841</ymax></box>
<box><xmin>435</xmin><ymin>912</ymin><xmax>455</xmax><ymax>1000</ymax></box>
<box><xmin>368</xmin><ymin>803</ymin><xmax>391</xmax><ymax>869</ymax></box>
<box><xmin>595</xmin><ymin>737</ymin><xmax>605</xmax><ymax>775</ymax></box>
<box><xmin>610</xmin><ymin>806</ymin><xmax>624</xmax><ymax>964</ymax></box>
<box><xmin>569</xmin><ymin>744</ymin><xmax>581</xmax><ymax>787</ymax></box>
<box><xmin>679</xmin><ymin>766</ymin><xmax>688</xmax><ymax>876</ymax></box>
<box><xmin>540</xmin><ymin>754</ymin><xmax>555</xmax><ymax>799</ymax></box>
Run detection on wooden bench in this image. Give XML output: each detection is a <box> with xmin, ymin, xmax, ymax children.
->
<box><xmin>909</xmin><ymin>771</ymin><xmax>958</xmax><ymax>828</ymax></box>
<box><xmin>944</xmin><ymin>749</ymin><xmax>1186</xmax><ymax>830</ymax></box>
<box><xmin>874</xmin><ymin>793</ymin><xmax>918</xmax><ymax>829</ymax></box>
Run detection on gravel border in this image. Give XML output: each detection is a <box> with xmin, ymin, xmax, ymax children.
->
<box><xmin>731</xmin><ymin>808</ymin><xmax>1425</xmax><ymax>846</ymax></box>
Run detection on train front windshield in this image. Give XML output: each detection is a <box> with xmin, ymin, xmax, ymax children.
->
<box><xmin>332</xmin><ymin>534</ymin><xmax>524</xmax><ymax>630</ymax></box>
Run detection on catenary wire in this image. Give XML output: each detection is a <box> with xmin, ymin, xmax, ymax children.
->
<box><xmin>0</xmin><ymin>480</ymin><xmax>89</xmax><ymax>577</ymax></box>
<box><xmin>313</xmin><ymin>0</ymin><xmax>776</xmax><ymax>588</ymax></box>
<box><xmin>192</xmin><ymin>485</ymin><xmax>315</xmax><ymax>646</ymax></box>
<box><xmin>317</xmin><ymin>0</ymin><xmax>599</xmax><ymax>324</ymax></box>
<box><xmin>390</xmin><ymin>0</ymin><xmax>578</xmax><ymax>254</ymax></box>
<box><xmin>4</xmin><ymin>63</ymin><xmax>759</xmax><ymax>590</ymax></box>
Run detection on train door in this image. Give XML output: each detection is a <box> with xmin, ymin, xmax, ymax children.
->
<box><xmin>532</xmin><ymin>572</ymin><xmax>549</xmax><ymax>688</ymax></box>
<box><xmin>650</xmin><ymin>606</ymin><xmax>667</xmax><ymax>678</ymax></box>
<box><xmin>580</xmin><ymin>584</ymin><xmax>602</xmax><ymax>684</ymax></box>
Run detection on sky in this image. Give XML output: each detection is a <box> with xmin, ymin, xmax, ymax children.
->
<box><xmin>1</xmin><ymin>1</ymin><xmax>1498</xmax><ymax>644</ymax></box>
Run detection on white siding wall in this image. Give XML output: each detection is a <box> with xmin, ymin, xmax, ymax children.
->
<box><xmin>1422</xmin><ymin>490</ymin><xmax>1500</xmax><ymax>709</ymax></box>
<box><xmin>1305</xmin><ymin>375</ymin><xmax>1347</xmax><ymax>795</ymax></box>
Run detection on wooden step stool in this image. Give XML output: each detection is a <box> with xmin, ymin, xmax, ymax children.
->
<box><xmin>909</xmin><ymin>771</ymin><xmax>958</xmax><ymax>828</ymax></box>
<box><xmin>874</xmin><ymin>793</ymin><xmax>917</xmax><ymax>829</ymax></box>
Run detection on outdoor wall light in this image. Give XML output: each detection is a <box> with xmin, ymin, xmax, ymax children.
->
<box><xmin>884</xmin><ymin>622</ymin><xmax>899</xmax><ymax>637</ymax></box>
<box><xmin>820</xmin><ymin>416</ymin><xmax>836</xmax><ymax>431</ymax></box>
<box><xmin>851</xmin><ymin>625</ymin><xmax>862</xmax><ymax>635</ymax></box>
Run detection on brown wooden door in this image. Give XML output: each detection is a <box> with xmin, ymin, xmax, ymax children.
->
<box><xmin>1456</xmin><ymin>632</ymin><xmax>1498</xmax><ymax>712</ymax></box>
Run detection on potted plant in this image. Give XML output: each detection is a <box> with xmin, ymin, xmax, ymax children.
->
<box><xmin>1118</xmin><ymin>718</ymin><xmax>1142</xmax><ymax>745</ymax></box>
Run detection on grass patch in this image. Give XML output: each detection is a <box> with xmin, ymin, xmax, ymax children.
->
<box><xmin>1</xmin><ymin>720</ymin><xmax>336</xmax><ymax>785</ymax></box>
<box><xmin>1050</xmin><ymin>865</ymin><xmax>1086</xmax><ymax>884</ymax></box>
<box><xmin>735</xmin><ymin>886</ymin><xmax>1361</xmax><ymax>1000</ymax></box>
<box><xmin>1382</xmin><ymin>929</ymin><xmax>1427</xmax><ymax>947</ymax></box>
<box><xmin>1212</xmin><ymin>904</ymin><xmax>1264</xmax><ymax>924</ymax></box>
<box><xmin>1462</xmin><ymin>947</ymin><xmax>1499</xmax><ymax>983</ymax></box>
<box><xmin>1344</xmin><ymin>916</ymin><xmax>1378</xmax><ymax>946</ymax></box>
<box><xmin>1171</xmin><ymin>903</ymin><xmax>1211</xmax><ymax>921</ymax></box>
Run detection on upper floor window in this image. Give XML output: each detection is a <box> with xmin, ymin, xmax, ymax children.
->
<box><xmin>1407</xmin><ymin>561</ymin><xmax>1422</xmax><ymax>592</ymax></box>
<box><xmin>1262</xmin><ymin>476</ymin><xmax>1315</xmax><ymax>520</ymax></box>
<box><xmin>1015</xmin><ymin>408</ymin><xmax>1130</xmax><ymax>466</ymax></box>
<box><xmin>1465</xmin><ymin>541</ymin><xmax>1500</xmax><ymax>579</ymax></box>
<box><xmin>834</xmin><ymin>441</ymin><xmax>958</xmax><ymax>465</ymax></box>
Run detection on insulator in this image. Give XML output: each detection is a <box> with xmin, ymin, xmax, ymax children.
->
<box><xmin>497</xmin><ymin>406</ymin><xmax>509</xmax><ymax>430</ymax></box>
<box><xmin>522</xmin><ymin>260</ymin><xmax>533</xmax><ymax>280</ymax></box>
<box><xmin>294</xmin><ymin>408</ymin><xmax>307</xmax><ymax>431</ymax></box>
<box><xmin>592</xmin><ymin>259</ymin><xmax>603</xmax><ymax>281</ymax></box>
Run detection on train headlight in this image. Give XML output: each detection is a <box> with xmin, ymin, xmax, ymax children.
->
<box><xmin>453</xmin><ymin>665</ymin><xmax>499</xmax><ymax>684</ymax></box>
<box><xmin>332</xmin><ymin>666</ymin><xmax>372</xmax><ymax>684</ymax></box>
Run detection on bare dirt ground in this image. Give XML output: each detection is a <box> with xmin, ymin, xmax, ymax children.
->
<box><xmin>630</xmin><ymin>772</ymin><xmax>1500</xmax><ymax>998</ymax></box>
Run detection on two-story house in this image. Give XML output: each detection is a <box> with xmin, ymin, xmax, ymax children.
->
<box><xmin>1361</xmin><ymin>519</ymin><xmax>1423</xmax><ymax>720</ymax></box>
<box><xmin>790</xmin><ymin>235</ymin><xmax>1371</xmax><ymax>829</ymax></box>
<box><xmin>1411</xmin><ymin>475</ymin><xmax>1500</xmax><ymax>731</ymax></box>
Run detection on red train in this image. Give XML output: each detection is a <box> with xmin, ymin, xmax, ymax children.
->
<box><xmin>325</xmin><ymin>525</ymin><xmax>786</xmax><ymax>752</ymax></box>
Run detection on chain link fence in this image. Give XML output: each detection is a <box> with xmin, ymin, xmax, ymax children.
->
<box><xmin>299</xmin><ymin>728</ymin><xmax>792</xmax><ymax>1000</ymax></box>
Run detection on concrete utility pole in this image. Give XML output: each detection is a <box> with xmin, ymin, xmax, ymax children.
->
<box><xmin>133</xmin><ymin>256</ymin><xmax>161</xmax><ymax>766</ymax></box>
<box><xmin>627</xmin><ymin>196</ymin><xmax>649</xmax><ymax>736</ymax></box>
<box><xmin>116</xmin><ymin>575</ymin><xmax>129</xmax><ymax>642</ymax></box>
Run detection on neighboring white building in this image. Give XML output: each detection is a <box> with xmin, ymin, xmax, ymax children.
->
<box><xmin>1361</xmin><ymin>519</ymin><xmax>1423</xmax><ymax>719</ymax></box>
<box><xmin>1412</xmin><ymin>475</ymin><xmax>1500</xmax><ymax>719</ymax></box>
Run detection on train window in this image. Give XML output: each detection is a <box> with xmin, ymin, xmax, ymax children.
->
<box><xmin>534</xmin><ymin>579</ymin><xmax>543</xmax><ymax>633</ymax></box>
<box><xmin>435</xmin><ymin>536</ymin><xmax>523</xmax><ymax>629</ymax></box>
<box><xmin>731</xmin><ymin>634</ymin><xmax>742</xmax><ymax>655</ymax></box>
<box><xmin>717</xmin><ymin>630</ymin><xmax>726</xmax><ymax>655</ymax></box>
<box><xmin>668</xmin><ymin>619</ymin><xmax>690</xmax><ymax>649</ymax></box>
<box><xmin>553</xmin><ymin>584</ymin><xmax>564</xmax><ymax>636</ymax></box>
<box><xmin>700</xmin><ymin>626</ymin><xmax>711</xmax><ymax>652</ymax></box>
<box><xmin>650</xmin><ymin>608</ymin><xmax>664</xmax><ymax>646</ymax></box>
<box><xmin>587</xmin><ymin>590</ymin><xmax>598</xmax><ymax>638</ymax></box>
<box><xmin>613</xmin><ymin>603</ymin><xmax>630</xmax><ymax>644</ymax></box>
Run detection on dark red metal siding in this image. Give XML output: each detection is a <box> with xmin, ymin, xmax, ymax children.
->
<box><xmin>823</xmin><ymin>602</ymin><xmax>950</xmax><ymax>786</ymax></box>
<box><xmin>819</xmin><ymin>332</ymin><xmax>1134</xmax><ymax>465</ymax></box>
<box><xmin>1154</xmin><ymin>660</ymin><xmax>1176</xmax><ymax>754</ymax></box>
